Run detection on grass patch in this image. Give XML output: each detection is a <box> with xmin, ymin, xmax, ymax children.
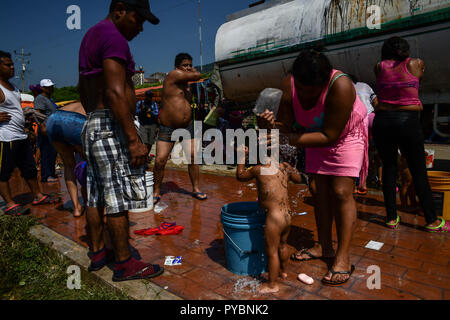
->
<box><xmin>0</xmin><ymin>214</ymin><xmax>130</xmax><ymax>300</ymax></box>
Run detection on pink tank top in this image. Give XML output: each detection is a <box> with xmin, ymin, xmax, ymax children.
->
<box><xmin>291</xmin><ymin>69</ymin><xmax>366</xmax><ymax>137</ymax></box>
<box><xmin>376</xmin><ymin>58</ymin><xmax>421</xmax><ymax>106</ymax></box>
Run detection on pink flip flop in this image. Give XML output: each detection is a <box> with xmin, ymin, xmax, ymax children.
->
<box><xmin>426</xmin><ymin>217</ymin><xmax>450</xmax><ymax>233</ymax></box>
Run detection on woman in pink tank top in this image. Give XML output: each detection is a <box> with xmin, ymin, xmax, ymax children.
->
<box><xmin>259</xmin><ymin>49</ymin><xmax>368</xmax><ymax>286</ymax></box>
<box><xmin>373</xmin><ymin>37</ymin><xmax>447</xmax><ymax>232</ymax></box>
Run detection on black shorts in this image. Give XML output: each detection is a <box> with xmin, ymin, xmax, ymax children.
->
<box><xmin>157</xmin><ymin>122</ymin><xmax>195</xmax><ymax>143</ymax></box>
<box><xmin>0</xmin><ymin>138</ymin><xmax>38</xmax><ymax>182</ymax></box>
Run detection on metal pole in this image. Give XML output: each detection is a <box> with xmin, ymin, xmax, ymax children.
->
<box><xmin>14</xmin><ymin>48</ymin><xmax>31</xmax><ymax>93</ymax></box>
<box><xmin>198</xmin><ymin>0</ymin><xmax>203</xmax><ymax>73</ymax></box>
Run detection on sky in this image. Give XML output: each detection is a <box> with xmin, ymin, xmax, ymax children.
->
<box><xmin>1</xmin><ymin>0</ymin><xmax>252</xmax><ymax>90</ymax></box>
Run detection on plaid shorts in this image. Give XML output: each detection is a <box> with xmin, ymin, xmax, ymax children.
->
<box><xmin>81</xmin><ymin>110</ymin><xmax>147</xmax><ymax>215</ymax></box>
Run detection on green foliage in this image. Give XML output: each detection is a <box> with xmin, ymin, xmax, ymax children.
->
<box><xmin>135</xmin><ymin>82</ymin><xmax>163</xmax><ymax>89</ymax></box>
<box><xmin>52</xmin><ymin>86</ymin><xmax>80</xmax><ymax>103</ymax></box>
<box><xmin>0</xmin><ymin>214</ymin><xmax>129</xmax><ymax>300</ymax></box>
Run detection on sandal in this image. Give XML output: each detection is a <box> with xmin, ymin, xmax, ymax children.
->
<box><xmin>322</xmin><ymin>265</ymin><xmax>355</xmax><ymax>287</ymax></box>
<box><xmin>291</xmin><ymin>249</ymin><xmax>319</xmax><ymax>262</ymax></box>
<box><xmin>134</xmin><ymin>222</ymin><xmax>177</xmax><ymax>236</ymax></box>
<box><xmin>192</xmin><ymin>192</ymin><xmax>207</xmax><ymax>200</ymax></box>
<box><xmin>357</xmin><ymin>188</ymin><xmax>368</xmax><ymax>195</ymax></box>
<box><xmin>386</xmin><ymin>215</ymin><xmax>400</xmax><ymax>229</ymax></box>
<box><xmin>153</xmin><ymin>196</ymin><xmax>161</xmax><ymax>206</ymax></box>
<box><xmin>32</xmin><ymin>194</ymin><xmax>62</xmax><ymax>206</ymax></box>
<box><xmin>2</xmin><ymin>204</ymin><xmax>30</xmax><ymax>216</ymax></box>
<box><xmin>426</xmin><ymin>217</ymin><xmax>450</xmax><ymax>233</ymax></box>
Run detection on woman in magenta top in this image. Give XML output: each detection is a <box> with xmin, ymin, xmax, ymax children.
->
<box><xmin>260</xmin><ymin>49</ymin><xmax>368</xmax><ymax>286</ymax></box>
<box><xmin>373</xmin><ymin>36</ymin><xmax>447</xmax><ymax>232</ymax></box>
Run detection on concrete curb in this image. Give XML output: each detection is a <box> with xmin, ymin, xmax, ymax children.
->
<box><xmin>28</xmin><ymin>224</ymin><xmax>181</xmax><ymax>300</ymax></box>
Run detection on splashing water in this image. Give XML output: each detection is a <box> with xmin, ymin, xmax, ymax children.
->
<box><xmin>154</xmin><ymin>202</ymin><xmax>168</xmax><ymax>214</ymax></box>
<box><xmin>233</xmin><ymin>278</ymin><xmax>261</xmax><ymax>294</ymax></box>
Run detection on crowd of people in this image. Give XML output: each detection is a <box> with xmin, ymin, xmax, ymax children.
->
<box><xmin>0</xmin><ymin>0</ymin><xmax>448</xmax><ymax>289</ymax></box>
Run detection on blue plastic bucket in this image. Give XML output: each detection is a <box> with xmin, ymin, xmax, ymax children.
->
<box><xmin>220</xmin><ymin>202</ymin><xmax>267</xmax><ymax>276</ymax></box>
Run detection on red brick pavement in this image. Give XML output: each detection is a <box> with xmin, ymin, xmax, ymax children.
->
<box><xmin>6</xmin><ymin>168</ymin><xmax>450</xmax><ymax>300</ymax></box>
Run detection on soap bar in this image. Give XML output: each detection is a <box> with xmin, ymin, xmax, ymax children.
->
<box><xmin>298</xmin><ymin>273</ymin><xmax>314</xmax><ymax>285</ymax></box>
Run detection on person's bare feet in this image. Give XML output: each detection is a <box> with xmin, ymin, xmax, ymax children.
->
<box><xmin>258</xmin><ymin>283</ymin><xmax>279</xmax><ymax>294</ymax></box>
<box><xmin>73</xmin><ymin>204</ymin><xmax>84</xmax><ymax>218</ymax></box>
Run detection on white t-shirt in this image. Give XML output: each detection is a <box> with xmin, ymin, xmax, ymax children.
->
<box><xmin>355</xmin><ymin>82</ymin><xmax>376</xmax><ymax>115</ymax></box>
<box><xmin>0</xmin><ymin>83</ymin><xmax>27</xmax><ymax>142</ymax></box>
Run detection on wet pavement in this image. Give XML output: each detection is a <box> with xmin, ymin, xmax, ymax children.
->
<box><xmin>7</xmin><ymin>168</ymin><xmax>450</xmax><ymax>300</ymax></box>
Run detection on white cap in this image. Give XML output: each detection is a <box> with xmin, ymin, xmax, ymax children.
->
<box><xmin>40</xmin><ymin>79</ymin><xmax>55</xmax><ymax>87</ymax></box>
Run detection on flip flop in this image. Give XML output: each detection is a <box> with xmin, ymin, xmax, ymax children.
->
<box><xmin>153</xmin><ymin>196</ymin><xmax>161</xmax><ymax>206</ymax></box>
<box><xmin>134</xmin><ymin>222</ymin><xmax>176</xmax><ymax>236</ymax></box>
<box><xmin>32</xmin><ymin>194</ymin><xmax>62</xmax><ymax>206</ymax></box>
<box><xmin>2</xmin><ymin>204</ymin><xmax>30</xmax><ymax>216</ymax></box>
<box><xmin>357</xmin><ymin>189</ymin><xmax>368</xmax><ymax>195</ymax></box>
<box><xmin>322</xmin><ymin>265</ymin><xmax>355</xmax><ymax>287</ymax></box>
<box><xmin>192</xmin><ymin>192</ymin><xmax>207</xmax><ymax>200</ymax></box>
<box><xmin>386</xmin><ymin>215</ymin><xmax>400</xmax><ymax>229</ymax></box>
<box><xmin>291</xmin><ymin>249</ymin><xmax>319</xmax><ymax>262</ymax></box>
<box><xmin>426</xmin><ymin>217</ymin><xmax>450</xmax><ymax>233</ymax></box>
<box><xmin>156</xmin><ymin>225</ymin><xmax>184</xmax><ymax>235</ymax></box>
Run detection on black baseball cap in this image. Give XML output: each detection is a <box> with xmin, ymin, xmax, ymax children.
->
<box><xmin>111</xmin><ymin>0</ymin><xmax>160</xmax><ymax>25</ymax></box>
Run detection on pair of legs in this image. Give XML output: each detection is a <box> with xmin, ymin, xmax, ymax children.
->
<box><xmin>0</xmin><ymin>139</ymin><xmax>47</xmax><ymax>210</ymax></box>
<box><xmin>295</xmin><ymin>174</ymin><xmax>356</xmax><ymax>283</ymax></box>
<box><xmin>153</xmin><ymin>138</ymin><xmax>205</xmax><ymax>201</ymax></box>
<box><xmin>51</xmin><ymin>141</ymin><xmax>86</xmax><ymax>217</ymax></box>
<box><xmin>373</xmin><ymin>111</ymin><xmax>439</xmax><ymax>227</ymax></box>
<box><xmin>399</xmin><ymin>157</ymin><xmax>419</xmax><ymax>211</ymax></box>
<box><xmin>86</xmin><ymin>206</ymin><xmax>130</xmax><ymax>261</ymax></box>
<box><xmin>38</xmin><ymin>133</ymin><xmax>57</xmax><ymax>182</ymax></box>
<box><xmin>0</xmin><ymin>178</ymin><xmax>45</xmax><ymax>209</ymax></box>
<box><xmin>259</xmin><ymin>211</ymin><xmax>291</xmax><ymax>294</ymax></box>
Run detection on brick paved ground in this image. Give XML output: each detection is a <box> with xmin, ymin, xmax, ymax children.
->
<box><xmin>7</xmin><ymin>168</ymin><xmax>450</xmax><ymax>300</ymax></box>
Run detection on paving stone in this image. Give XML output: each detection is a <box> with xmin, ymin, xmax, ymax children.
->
<box><xmin>7</xmin><ymin>168</ymin><xmax>449</xmax><ymax>300</ymax></box>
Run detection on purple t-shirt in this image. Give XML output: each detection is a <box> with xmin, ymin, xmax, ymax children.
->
<box><xmin>79</xmin><ymin>19</ymin><xmax>136</xmax><ymax>77</ymax></box>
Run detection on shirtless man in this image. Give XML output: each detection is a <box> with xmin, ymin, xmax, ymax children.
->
<box><xmin>236</xmin><ymin>141</ymin><xmax>302</xmax><ymax>294</ymax></box>
<box><xmin>153</xmin><ymin>53</ymin><xmax>207</xmax><ymax>204</ymax></box>
<box><xmin>78</xmin><ymin>0</ymin><xmax>164</xmax><ymax>282</ymax></box>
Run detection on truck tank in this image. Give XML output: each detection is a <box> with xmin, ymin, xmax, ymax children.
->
<box><xmin>215</xmin><ymin>0</ymin><xmax>450</xmax><ymax>104</ymax></box>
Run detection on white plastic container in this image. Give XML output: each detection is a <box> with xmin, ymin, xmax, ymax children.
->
<box><xmin>129</xmin><ymin>171</ymin><xmax>154</xmax><ymax>213</ymax></box>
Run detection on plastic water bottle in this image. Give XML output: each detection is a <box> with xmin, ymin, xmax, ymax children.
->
<box><xmin>253</xmin><ymin>88</ymin><xmax>283</xmax><ymax>117</ymax></box>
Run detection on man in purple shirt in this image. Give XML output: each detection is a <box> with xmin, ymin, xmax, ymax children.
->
<box><xmin>78</xmin><ymin>0</ymin><xmax>163</xmax><ymax>282</ymax></box>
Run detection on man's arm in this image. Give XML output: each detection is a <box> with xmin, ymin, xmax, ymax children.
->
<box><xmin>103</xmin><ymin>57</ymin><xmax>148</xmax><ymax>167</ymax></box>
<box><xmin>171</xmin><ymin>67</ymin><xmax>202</xmax><ymax>84</ymax></box>
<box><xmin>78</xmin><ymin>71</ymin><xmax>89</xmax><ymax>113</ymax></box>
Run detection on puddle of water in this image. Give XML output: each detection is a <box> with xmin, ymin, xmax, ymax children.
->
<box><xmin>233</xmin><ymin>278</ymin><xmax>261</xmax><ymax>294</ymax></box>
<box><xmin>154</xmin><ymin>202</ymin><xmax>168</xmax><ymax>213</ymax></box>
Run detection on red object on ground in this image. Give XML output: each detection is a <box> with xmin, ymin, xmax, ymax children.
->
<box><xmin>134</xmin><ymin>222</ymin><xmax>184</xmax><ymax>236</ymax></box>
